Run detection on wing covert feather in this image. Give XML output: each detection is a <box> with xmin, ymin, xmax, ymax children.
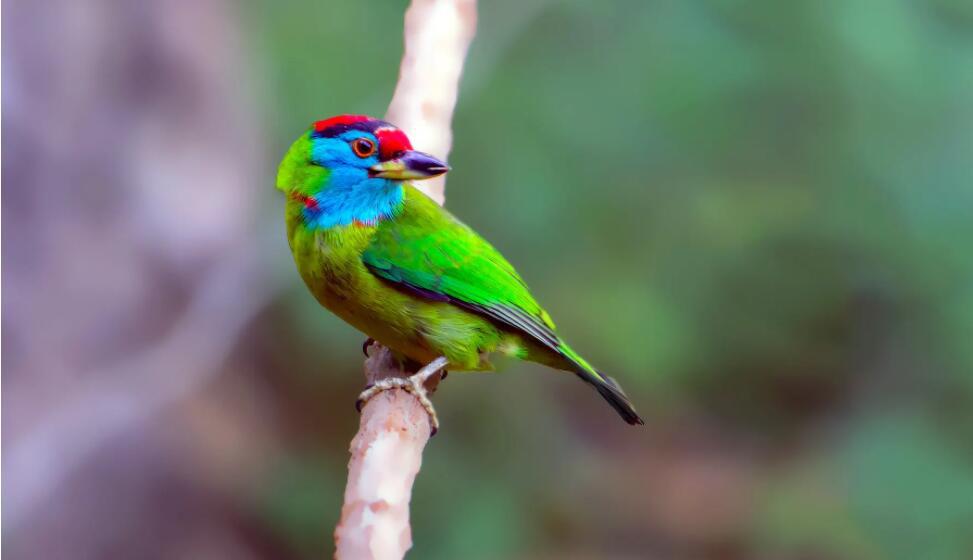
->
<box><xmin>363</xmin><ymin>188</ymin><xmax>559</xmax><ymax>351</ymax></box>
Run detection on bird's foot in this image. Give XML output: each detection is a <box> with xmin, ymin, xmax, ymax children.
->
<box><xmin>361</xmin><ymin>337</ymin><xmax>376</xmax><ymax>357</ymax></box>
<box><xmin>355</xmin><ymin>356</ymin><xmax>449</xmax><ymax>436</ymax></box>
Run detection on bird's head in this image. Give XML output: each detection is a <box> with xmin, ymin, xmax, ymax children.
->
<box><xmin>277</xmin><ymin>115</ymin><xmax>449</xmax><ymax>227</ymax></box>
<box><xmin>277</xmin><ymin>115</ymin><xmax>449</xmax><ymax>193</ymax></box>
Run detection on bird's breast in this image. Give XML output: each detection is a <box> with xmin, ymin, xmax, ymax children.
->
<box><xmin>289</xmin><ymin>220</ymin><xmax>379</xmax><ymax>312</ymax></box>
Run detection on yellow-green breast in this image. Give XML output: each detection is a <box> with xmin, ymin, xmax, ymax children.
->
<box><xmin>286</xmin><ymin>186</ymin><xmax>520</xmax><ymax>370</ymax></box>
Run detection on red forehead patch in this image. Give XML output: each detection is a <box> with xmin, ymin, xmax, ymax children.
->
<box><xmin>313</xmin><ymin>114</ymin><xmax>370</xmax><ymax>133</ymax></box>
<box><xmin>375</xmin><ymin>127</ymin><xmax>413</xmax><ymax>160</ymax></box>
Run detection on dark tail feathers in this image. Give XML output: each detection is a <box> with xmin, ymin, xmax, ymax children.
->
<box><xmin>580</xmin><ymin>370</ymin><xmax>644</xmax><ymax>426</ymax></box>
<box><xmin>555</xmin><ymin>343</ymin><xmax>643</xmax><ymax>425</ymax></box>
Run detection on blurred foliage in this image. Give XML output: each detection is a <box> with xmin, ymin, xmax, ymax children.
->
<box><xmin>240</xmin><ymin>0</ymin><xmax>973</xmax><ymax>558</ymax></box>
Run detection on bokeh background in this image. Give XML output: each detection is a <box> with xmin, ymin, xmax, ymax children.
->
<box><xmin>4</xmin><ymin>0</ymin><xmax>973</xmax><ymax>558</ymax></box>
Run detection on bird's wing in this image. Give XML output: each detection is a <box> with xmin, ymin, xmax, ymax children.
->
<box><xmin>365</xmin><ymin>188</ymin><xmax>644</xmax><ymax>426</ymax></box>
<box><xmin>362</xmin><ymin>187</ymin><xmax>561</xmax><ymax>353</ymax></box>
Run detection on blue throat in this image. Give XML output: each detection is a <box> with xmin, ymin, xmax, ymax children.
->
<box><xmin>301</xmin><ymin>171</ymin><xmax>404</xmax><ymax>229</ymax></box>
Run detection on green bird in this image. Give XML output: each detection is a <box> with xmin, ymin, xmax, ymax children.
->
<box><xmin>277</xmin><ymin>115</ymin><xmax>642</xmax><ymax>429</ymax></box>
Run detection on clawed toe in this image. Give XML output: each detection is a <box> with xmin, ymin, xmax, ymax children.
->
<box><xmin>355</xmin><ymin>382</ymin><xmax>375</xmax><ymax>412</ymax></box>
<box><xmin>361</xmin><ymin>337</ymin><xmax>376</xmax><ymax>357</ymax></box>
<box><xmin>354</xmin><ymin>356</ymin><xmax>448</xmax><ymax>436</ymax></box>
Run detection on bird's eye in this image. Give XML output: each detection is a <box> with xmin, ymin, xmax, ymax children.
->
<box><xmin>351</xmin><ymin>138</ymin><xmax>376</xmax><ymax>158</ymax></box>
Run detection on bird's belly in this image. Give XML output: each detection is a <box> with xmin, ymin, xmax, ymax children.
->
<box><xmin>295</xmin><ymin>235</ymin><xmax>502</xmax><ymax>370</ymax></box>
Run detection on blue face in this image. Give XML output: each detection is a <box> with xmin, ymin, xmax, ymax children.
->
<box><xmin>305</xmin><ymin>131</ymin><xmax>404</xmax><ymax>228</ymax></box>
<box><xmin>310</xmin><ymin>130</ymin><xmax>380</xmax><ymax>177</ymax></box>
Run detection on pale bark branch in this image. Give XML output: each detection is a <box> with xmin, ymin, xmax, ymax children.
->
<box><xmin>3</xmin><ymin>0</ymin><xmax>270</xmax><ymax>533</ymax></box>
<box><xmin>333</xmin><ymin>347</ymin><xmax>433</xmax><ymax>560</ymax></box>
<box><xmin>384</xmin><ymin>0</ymin><xmax>478</xmax><ymax>205</ymax></box>
<box><xmin>333</xmin><ymin>1</ymin><xmax>477</xmax><ymax>558</ymax></box>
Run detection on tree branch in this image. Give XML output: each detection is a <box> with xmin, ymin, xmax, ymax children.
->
<box><xmin>333</xmin><ymin>347</ymin><xmax>433</xmax><ymax>559</ymax></box>
<box><xmin>333</xmin><ymin>1</ymin><xmax>477</xmax><ymax>558</ymax></box>
<box><xmin>384</xmin><ymin>0</ymin><xmax>477</xmax><ymax>205</ymax></box>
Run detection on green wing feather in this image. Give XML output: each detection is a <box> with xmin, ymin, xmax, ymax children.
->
<box><xmin>363</xmin><ymin>187</ymin><xmax>643</xmax><ymax>425</ymax></box>
<box><xmin>363</xmin><ymin>188</ymin><xmax>559</xmax><ymax>352</ymax></box>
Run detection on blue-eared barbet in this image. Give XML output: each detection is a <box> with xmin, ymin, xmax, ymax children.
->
<box><xmin>277</xmin><ymin>115</ymin><xmax>643</xmax><ymax>431</ymax></box>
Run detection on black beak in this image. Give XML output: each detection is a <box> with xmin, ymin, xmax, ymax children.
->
<box><xmin>369</xmin><ymin>150</ymin><xmax>450</xmax><ymax>180</ymax></box>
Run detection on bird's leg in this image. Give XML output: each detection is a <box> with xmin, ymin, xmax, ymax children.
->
<box><xmin>356</xmin><ymin>356</ymin><xmax>450</xmax><ymax>435</ymax></box>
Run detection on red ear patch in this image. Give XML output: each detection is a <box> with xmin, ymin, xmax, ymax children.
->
<box><xmin>375</xmin><ymin>127</ymin><xmax>413</xmax><ymax>160</ymax></box>
<box><xmin>313</xmin><ymin>115</ymin><xmax>370</xmax><ymax>133</ymax></box>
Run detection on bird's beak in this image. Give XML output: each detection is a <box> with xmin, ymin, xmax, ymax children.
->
<box><xmin>369</xmin><ymin>150</ymin><xmax>450</xmax><ymax>181</ymax></box>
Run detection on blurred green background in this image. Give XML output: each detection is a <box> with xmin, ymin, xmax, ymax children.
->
<box><xmin>5</xmin><ymin>0</ymin><xmax>973</xmax><ymax>559</ymax></box>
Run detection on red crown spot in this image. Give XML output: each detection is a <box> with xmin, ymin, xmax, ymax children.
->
<box><xmin>375</xmin><ymin>127</ymin><xmax>413</xmax><ymax>160</ymax></box>
<box><xmin>313</xmin><ymin>114</ymin><xmax>371</xmax><ymax>133</ymax></box>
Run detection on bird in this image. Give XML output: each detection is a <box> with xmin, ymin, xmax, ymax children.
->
<box><xmin>277</xmin><ymin>115</ymin><xmax>642</xmax><ymax>431</ymax></box>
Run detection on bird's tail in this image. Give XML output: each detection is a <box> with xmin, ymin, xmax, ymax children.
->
<box><xmin>559</xmin><ymin>344</ymin><xmax>644</xmax><ymax>426</ymax></box>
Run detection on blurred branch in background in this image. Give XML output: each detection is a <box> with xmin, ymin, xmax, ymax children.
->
<box><xmin>3</xmin><ymin>0</ymin><xmax>279</xmax><ymax>547</ymax></box>
<box><xmin>6</xmin><ymin>245</ymin><xmax>276</xmax><ymax>528</ymax></box>
<box><xmin>334</xmin><ymin>1</ymin><xmax>476</xmax><ymax>558</ymax></box>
